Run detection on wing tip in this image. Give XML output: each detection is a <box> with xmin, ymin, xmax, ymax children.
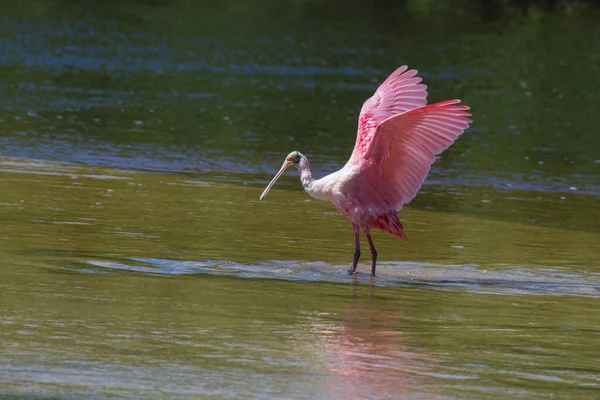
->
<box><xmin>386</xmin><ymin>65</ymin><xmax>420</xmax><ymax>83</ymax></box>
<box><xmin>438</xmin><ymin>99</ymin><xmax>471</xmax><ymax>113</ymax></box>
<box><xmin>396</xmin><ymin>65</ymin><xmax>409</xmax><ymax>74</ymax></box>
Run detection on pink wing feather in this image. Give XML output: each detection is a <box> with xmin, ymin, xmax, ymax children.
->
<box><xmin>346</xmin><ymin>66</ymin><xmax>471</xmax><ymax>212</ymax></box>
<box><xmin>348</xmin><ymin>65</ymin><xmax>428</xmax><ymax>165</ymax></box>
<box><xmin>362</xmin><ymin>100</ymin><xmax>472</xmax><ymax>209</ymax></box>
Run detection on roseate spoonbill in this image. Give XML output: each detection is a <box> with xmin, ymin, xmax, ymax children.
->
<box><xmin>260</xmin><ymin>65</ymin><xmax>472</xmax><ymax>276</ymax></box>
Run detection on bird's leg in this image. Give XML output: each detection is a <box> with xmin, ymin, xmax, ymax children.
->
<box><xmin>348</xmin><ymin>223</ymin><xmax>361</xmax><ymax>275</ymax></box>
<box><xmin>365</xmin><ymin>232</ymin><xmax>378</xmax><ymax>277</ymax></box>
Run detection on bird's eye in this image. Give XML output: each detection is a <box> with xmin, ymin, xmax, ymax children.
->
<box><xmin>293</xmin><ymin>155</ymin><xmax>301</xmax><ymax>164</ymax></box>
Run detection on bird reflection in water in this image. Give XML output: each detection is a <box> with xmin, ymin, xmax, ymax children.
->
<box><xmin>295</xmin><ymin>283</ymin><xmax>439</xmax><ymax>398</ymax></box>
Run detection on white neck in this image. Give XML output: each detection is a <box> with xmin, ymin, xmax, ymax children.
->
<box><xmin>297</xmin><ymin>159</ymin><xmax>315</xmax><ymax>193</ymax></box>
<box><xmin>296</xmin><ymin>157</ymin><xmax>332</xmax><ymax>201</ymax></box>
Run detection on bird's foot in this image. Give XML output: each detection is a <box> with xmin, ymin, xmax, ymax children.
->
<box><xmin>347</xmin><ymin>268</ymin><xmax>357</xmax><ymax>275</ymax></box>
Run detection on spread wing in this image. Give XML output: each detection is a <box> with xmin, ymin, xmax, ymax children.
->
<box><xmin>347</xmin><ymin>65</ymin><xmax>428</xmax><ymax>165</ymax></box>
<box><xmin>347</xmin><ymin>99</ymin><xmax>472</xmax><ymax>210</ymax></box>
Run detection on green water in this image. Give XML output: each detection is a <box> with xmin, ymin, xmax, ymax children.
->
<box><xmin>1</xmin><ymin>1</ymin><xmax>600</xmax><ymax>399</ymax></box>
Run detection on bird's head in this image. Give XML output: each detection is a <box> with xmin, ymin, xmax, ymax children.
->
<box><xmin>286</xmin><ymin>150</ymin><xmax>306</xmax><ymax>168</ymax></box>
<box><xmin>259</xmin><ymin>151</ymin><xmax>305</xmax><ymax>200</ymax></box>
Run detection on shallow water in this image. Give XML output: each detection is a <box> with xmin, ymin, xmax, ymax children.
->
<box><xmin>2</xmin><ymin>1</ymin><xmax>600</xmax><ymax>399</ymax></box>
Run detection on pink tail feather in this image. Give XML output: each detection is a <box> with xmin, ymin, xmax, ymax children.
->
<box><xmin>369</xmin><ymin>211</ymin><xmax>408</xmax><ymax>242</ymax></box>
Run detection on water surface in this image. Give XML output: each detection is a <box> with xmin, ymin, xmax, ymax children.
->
<box><xmin>1</xmin><ymin>1</ymin><xmax>600</xmax><ymax>399</ymax></box>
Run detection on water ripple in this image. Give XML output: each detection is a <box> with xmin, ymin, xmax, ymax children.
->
<box><xmin>82</xmin><ymin>258</ymin><xmax>600</xmax><ymax>298</ymax></box>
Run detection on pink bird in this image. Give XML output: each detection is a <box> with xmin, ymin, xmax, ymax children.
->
<box><xmin>260</xmin><ymin>65</ymin><xmax>472</xmax><ymax>276</ymax></box>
